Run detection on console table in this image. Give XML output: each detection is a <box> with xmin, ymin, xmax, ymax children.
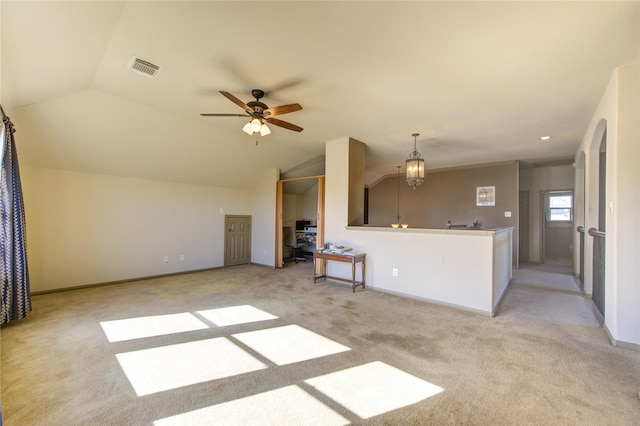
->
<box><xmin>313</xmin><ymin>251</ymin><xmax>366</xmax><ymax>292</ymax></box>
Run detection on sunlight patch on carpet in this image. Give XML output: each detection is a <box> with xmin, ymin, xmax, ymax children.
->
<box><xmin>100</xmin><ymin>313</ymin><xmax>209</xmax><ymax>342</ymax></box>
<box><xmin>153</xmin><ymin>385</ymin><xmax>349</xmax><ymax>426</ymax></box>
<box><xmin>305</xmin><ymin>361</ymin><xmax>443</xmax><ymax>419</ymax></box>
<box><xmin>197</xmin><ymin>305</ymin><xmax>278</xmax><ymax>326</ymax></box>
<box><xmin>232</xmin><ymin>324</ymin><xmax>351</xmax><ymax>366</ymax></box>
<box><xmin>116</xmin><ymin>337</ymin><xmax>267</xmax><ymax>396</ymax></box>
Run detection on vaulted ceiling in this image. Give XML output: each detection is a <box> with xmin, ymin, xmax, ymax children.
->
<box><xmin>2</xmin><ymin>1</ymin><xmax>638</xmax><ymax>188</ymax></box>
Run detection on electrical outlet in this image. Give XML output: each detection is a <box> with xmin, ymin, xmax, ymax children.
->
<box><xmin>180</xmin><ymin>255</ymin><xmax>184</xmax><ymax>262</ymax></box>
<box><xmin>163</xmin><ymin>256</ymin><xmax>169</xmax><ymax>263</ymax></box>
<box><xmin>392</xmin><ymin>268</ymin><xmax>399</xmax><ymax>277</ymax></box>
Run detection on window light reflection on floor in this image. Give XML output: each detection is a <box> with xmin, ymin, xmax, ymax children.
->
<box><xmin>153</xmin><ymin>385</ymin><xmax>350</xmax><ymax>426</ymax></box>
<box><xmin>107</xmin><ymin>305</ymin><xmax>444</xmax><ymax>422</ymax></box>
<box><xmin>116</xmin><ymin>337</ymin><xmax>267</xmax><ymax>396</ymax></box>
<box><xmin>100</xmin><ymin>313</ymin><xmax>209</xmax><ymax>342</ymax></box>
<box><xmin>197</xmin><ymin>305</ymin><xmax>278</xmax><ymax>326</ymax></box>
<box><xmin>305</xmin><ymin>361</ymin><xmax>444</xmax><ymax>419</ymax></box>
<box><xmin>232</xmin><ymin>324</ymin><xmax>351</xmax><ymax>366</ymax></box>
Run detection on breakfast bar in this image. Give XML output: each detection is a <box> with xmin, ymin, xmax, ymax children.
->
<box><xmin>332</xmin><ymin>226</ymin><xmax>514</xmax><ymax>316</ymax></box>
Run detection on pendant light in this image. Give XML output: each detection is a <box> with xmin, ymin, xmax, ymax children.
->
<box><xmin>391</xmin><ymin>166</ymin><xmax>408</xmax><ymax>228</ymax></box>
<box><xmin>391</xmin><ymin>166</ymin><xmax>401</xmax><ymax>228</ymax></box>
<box><xmin>406</xmin><ymin>132</ymin><xmax>425</xmax><ymax>190</ymax></box>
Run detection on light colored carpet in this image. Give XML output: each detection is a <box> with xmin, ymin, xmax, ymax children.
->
<box><xmin>1</xmin><ymin>262</ymin><xmax>639</xmax><ymax>425</ymax></box>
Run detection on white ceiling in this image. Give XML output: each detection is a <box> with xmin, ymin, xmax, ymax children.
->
<box><xmin>2</xmin><ymin>1</ymin><xmax>638</xmax><ymax>188</ymax></box>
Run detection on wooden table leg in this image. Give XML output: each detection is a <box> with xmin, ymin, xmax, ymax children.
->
<box><xmin>362</xmin><ymin>259</ymin><xmax>366</xmax><ymax>289</ymax></box>
<box><xmin>352</xmin><ymin>260</ymin><xmax>356</xmax><ymax>292</ymax></box>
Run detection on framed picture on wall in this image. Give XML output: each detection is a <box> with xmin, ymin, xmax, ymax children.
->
<box><xmin>476</xmin><ymin>186</ymin><xmax>495</xmax><ymax>206</ymax></box>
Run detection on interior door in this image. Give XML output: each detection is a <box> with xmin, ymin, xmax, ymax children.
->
<box><xmin>542</xmin><ymin>190</ymin><xmax>574</xmax><ymax>266</ymax></box>
<box><xmin>225</xmin><ymin>215</ymin><xmax>251</xmax><ymax>266</ymax></box>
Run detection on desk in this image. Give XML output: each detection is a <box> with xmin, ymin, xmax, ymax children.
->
<box><xmin>313</xmin><ymin>251</ymin><xmax>366</xmax><ymax>292</ymax></box>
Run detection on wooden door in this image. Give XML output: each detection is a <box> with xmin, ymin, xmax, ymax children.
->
<box><xmin>225</xmin><ymin>215</ymin><xmax>251</xmax><ymax>266</ymax></box>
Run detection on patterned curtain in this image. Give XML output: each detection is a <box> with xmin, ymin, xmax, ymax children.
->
<box><xmin>1</xmin><ymin>109</ymin><xmax>31</xmax><ymax>324</ymax></box>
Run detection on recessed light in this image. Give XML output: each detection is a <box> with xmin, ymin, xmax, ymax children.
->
<box><xmin>539</xmin><ymin>136</ymin><xmax>551</xmax><ymax>141</ymax></box>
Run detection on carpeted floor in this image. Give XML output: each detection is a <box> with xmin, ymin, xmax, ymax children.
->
<box><xmin>1</xmin><ymin>262</ymin><xmax>639</xmax><ymax>425</ymax></box>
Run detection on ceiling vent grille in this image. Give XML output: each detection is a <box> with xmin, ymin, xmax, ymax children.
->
<box><xmin>127</xmin><ymin>55</ymin><xmax>162</xmax><ymax>78</ymax></box>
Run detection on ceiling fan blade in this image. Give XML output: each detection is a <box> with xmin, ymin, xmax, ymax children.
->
<box><xmin>219</xmin><ymin>91</ymin><xmax>254</xmax><ymax>114</ymax></box>
<box><xmin>265</xmin><ymin>117</ymin><xmax>303</xmax><ymax>132</ymax></box>
<box><xmin>263</xmin><ymin>103</ymin><xmax>303</xmax><ymax>117</ymax></box>
<box><xmin>200</xmin><ymin>113</ymin><xmax>249</xmax><ymax>117</ymax></box>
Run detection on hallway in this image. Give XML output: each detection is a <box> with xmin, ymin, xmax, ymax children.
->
<box><xmin>498</xmin><ymin>262</ymin><xmax>600</xmax><ymax>328</ymax></box>
<box><xmin>499</xmin><ymin>262</ymin><xmax>640</xmax><ymax>352</ymax></box>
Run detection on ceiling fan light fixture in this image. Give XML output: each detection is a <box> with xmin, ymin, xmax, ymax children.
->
<box><xmin>203</xmin><ymin>89</ymin><xmax>303</xmax><ymax>137</ymax></box>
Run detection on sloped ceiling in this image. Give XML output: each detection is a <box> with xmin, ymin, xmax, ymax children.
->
<box><xmin>2</xmin><ymin>1</ymin><xmax>638</xmax><ymax>188</ymax></box>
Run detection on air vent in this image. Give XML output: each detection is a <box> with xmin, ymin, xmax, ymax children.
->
<box><xmin>127</xmin><ymin>55</ymin><xmax>162</xmax><ymax>78</ymax></box>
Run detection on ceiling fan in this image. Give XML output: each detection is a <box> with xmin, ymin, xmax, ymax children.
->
<box><xmin>201</xmin><ymin>89</ymin><xmax>303</xmax><ymax>136</ymax></box>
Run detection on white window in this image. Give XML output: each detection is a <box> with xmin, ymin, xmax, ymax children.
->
<box><xmin>549</xmin><ymin>193</ymin><xmax>573</xmax><ymax>221</ymax></box>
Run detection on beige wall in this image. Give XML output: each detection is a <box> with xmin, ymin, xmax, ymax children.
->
<box><xmin>368</xmin><ymin>161</ymin><xmax>518</xmax><ymax>265</ymax></box>
<box><xmin>282</xmin><ymin>194</ymin><xmax>298</xmax><ymax>229</ymax></box>
<box><xmin>22</xmin><ymin>167</ymin><xmax>253</xmax><ymax>292</ymax></box>
<box><xmin>251</xmin><ymin>167</ymin><xmax>279</xmax><ymax>268</ymax></box>
<box><xmin>301</xmin><ymin>183</ymin><xmax>318</xmax><ymax>223</ymax></box>
<box><xmin>348</xmin><ymin>139</ymin><xmax>366</xmax><ymax>226</ymax></box>
<box><xmin>574</xmin><ymin>62</ymin><xmax>639</xmax><ymax>347</ymax></box>
<box><xmin>368</xmin><ymin>161</ymin><xmax>518</xmax><ymax>231</ymax></box>
<box><xmin>282</xmin><ymin>183</ymin><xmax>319</xmax><ymax>228</ymax></box>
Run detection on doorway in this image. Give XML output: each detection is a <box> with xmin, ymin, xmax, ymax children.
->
<box><xmin>276</xmin><ymin>176</ymin><xmax>325</xmax><ymax>268</ymax></box>
<box><xmin>518</xmin><ymin>191</ymin><xmax>529</xmax><ymax>262</ymax></box>
<box><xmin>224</xmin><ymin>215</ymin><xmax>251</xmax><ymax>266</ymax></box>
<box><xmin>541</xmin><ymin>190</ymin><xmax>574</xmax><ymax>266</ymax></box>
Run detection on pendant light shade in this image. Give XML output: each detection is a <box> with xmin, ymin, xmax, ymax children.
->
<box><xmin>259</xmin><ymin>123</ymin><xmax>271</xmax><ymax>136</ymax></box>
<box><xmin>250</xmin><ymin>118</ymin><xmax>262</xmax><ymax>133</ymax></box>
<box><xmin>406</xmin><ymin>132</ymin><xmax>425</xmax><ymax>190</ymax></box>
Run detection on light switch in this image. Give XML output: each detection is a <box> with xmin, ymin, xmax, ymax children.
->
<box><xmin>504</xmin><ymin>211</ymin><xmax>512</xmax><ymax>217</ymax></box>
